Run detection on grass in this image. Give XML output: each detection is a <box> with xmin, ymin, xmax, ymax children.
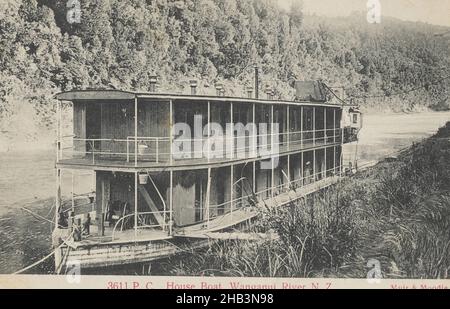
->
<box><xmin>162</xmin><ymin>122</ymin><xmax>450</xmax><ymax>279</ymax></box>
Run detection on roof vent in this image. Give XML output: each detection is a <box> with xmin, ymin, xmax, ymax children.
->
<box><xmin>247</xmin><ymin>86</ymin><xmax>254</xmax><ymax>99</ymax></box>
<box><xmin>215</xmin><ymin>82</ymin><xmax>223</xmax><ymax>96</ymax></box>
<box><xmin>265</xmin><ymin>86</ymin><xmax>273</xmax><ymax>100</ymax></box>
<box><xmin>149</xmin><ymin>75</ymin><xmax>157</xmax><ymax>92</ymax></box>
<box><xmin>190</xmin><ymin>80</ymin><xmax>198</xmax><ymax>95</ymax></box>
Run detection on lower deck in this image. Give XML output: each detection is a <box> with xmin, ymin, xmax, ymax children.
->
<box><xmin>56</xmin><ymin>176</ymin><xmax>339</xmax><ymax>269</ymax></box>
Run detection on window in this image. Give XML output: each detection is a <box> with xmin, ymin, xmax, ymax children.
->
<box><xmin>352</xmin><ymin>113</ymin><xmax>358</xmax><ymax>124</ymax></box>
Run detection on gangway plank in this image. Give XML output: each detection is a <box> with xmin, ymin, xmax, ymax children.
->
<box><xmin>175</xmin><ymin>232</ymin><xmax>279</xmax><ymax>241</ymax></box>
<box><xmin>138</xmin><ymin>185</ymin><xmax>165</xmax><ymax>227</ymax></box>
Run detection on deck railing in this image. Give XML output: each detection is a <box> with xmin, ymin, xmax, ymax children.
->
<box><xmin>176</xmin><ymin>166</ymin><xmax>342</xmax><ymax>228</ymax></box>
<box><xmin>58</xmin><ymin>128</ymin><xmax>343</xmax><ymax>165</ymax></box>
<box><xmin>111</xmin><ymin>210</ymin><xmax>173</xmax><ymax>240</ymax></box>
<box><xmin>67</xmin><ymin>167</ymin><xmax>340</xmax><ymax>239</ymax></box>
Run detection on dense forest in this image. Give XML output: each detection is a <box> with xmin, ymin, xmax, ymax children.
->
<box><xmin>1</xmin><ymin>0</ymin><xmax>449</xmax><ymax>136</ymax></box>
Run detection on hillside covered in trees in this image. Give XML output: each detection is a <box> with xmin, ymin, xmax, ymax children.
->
<box><xmin>1</xmin><ymin>0</ymin><xmax>449</xmax><ymax>136</ymax></box>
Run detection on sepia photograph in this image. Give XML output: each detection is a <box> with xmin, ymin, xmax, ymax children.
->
<box><xmin>0</xmin><ymin>0</ymin><xmax>449</xmax><ymax>290</ymax></box>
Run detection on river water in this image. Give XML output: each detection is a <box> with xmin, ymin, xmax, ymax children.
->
<box><xmin>344</xmin><ymin>111</ymin><xmax>450</xmax><ymax>168</ymax></box>
<box><xmin>0</xmin><ymin>111</ymin><xmax>449</xmax><ymax>274</ymax></box>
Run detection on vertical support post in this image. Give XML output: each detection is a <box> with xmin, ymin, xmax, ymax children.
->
<box><xmin>100</xmin><ymin>176</ymin><xmax>107</xmax><ymax>237</ymax></box>
<box><xmin>312</xmin><ymin>107</ymin><xmax>316</xmax><ymax>146</ymax></box>
<box><xmin>55</xmin><ymin>99</ymin><xmax>61</xmax><ymax>230</ymax></box>
<box><xmin>57</xmin><ymin>100</ymin><xmax>60</xmax><ymax>162</ymax></box>
<box><xmin>341</xmin><ymin>126</ymin><xmax>345</xmax><ymax>176</ymax></box>
<box><xmin>252</xmin><ymin>103</ymin><xmax>256</xmax><ymax>158</ymax></box>
<box><xmin>134</xmin><ymin>96</ymin><xmax>138</xmax><ymax>167</ymax></box>
<box><xmin>134</xmin><ymin>172</ymin><xmax>138</xmax><ymax>239</ymax></box>
<box><xmin>169</xmin><ymin>170</ymin><xmax>173</xmax><ymax>235</ymax></box>
<box><xmin>54</xmin><ymin>166</ymin><xmax>62</xmax><ymax>270</ymax></box>
<box><xmin>324</xmin><ymin>107</ymin><xmax>327</xmax><ymax>145</ymax></box>
<box><xmin>340</xmin><ymin>107</ymin><xmax>344</xmax><ymax>176</ymax></box>
<box><xmin>333</xmin><ymin>108</ymin><xmax>336</xmax><ymax>144</ymax></box>
<box><xmin>300</xmin><ymin>106</ymin><xmax>303</xmax><ymax>149</ymax></box>
<box><xmin>230</xmin><ymin>103</ymin><xmax>234</xmax><ymax>158</ymax></box>
<box><xmin>95</xmin><ymin>172</ymin><xmax>103</xmax><ymax>236</ymax></box>
<box><xmin>207</xmin><ymin>101</ymin><xmax>211</xmax><ymax>162</ymax></box>
<box><xmin>334</xmin><ymin>146</ymin><xmax>336</xmax><ymax>176</ymax></box>
<box><xmin>169</xmin><ymin>99</ymin><xmax>173</xmax><ymax>165</ymax></box>
<box><xmin>92</xmin><ymin>143</ymin><xmax>95</xmax><ymax>165</ymax></box>
<box><xmin>270</xmin><ymin>105</ymin><xmax>274</xmax><ymax>150</ymax></box>
<box><xmin>56</xmin><ymin>100</ymin><xmax>61</xmax><ymax>162</ymax></box>
<box><xmin>271</xmin><ymin>156</ymin><xmax>275</xmax><ymax>198</ymax></box>
<box><xmin>324</xmin><ymin>106</ymin><xmax>328</xmax><ymax>177</ymax></box>
<box><xmin>58</xmin><ymin>100</ymin><xmax>63</xmax><ymax>160</ymax></box>
<box><xmin>301</xmin><ymin>151</ymin><xmax>304</xmax><ymax>186</ymax></box>
<box><xmin>156</xmin><ymin>140</ymin><xmax>159</xmax><ymax>163</ymax></box>
<box><xmin>162</xmin><ymin>173</ymin><xmax>166</xmax><ymax>232</ymax></box>
<box><xmin>127</xmin><ymin>138</ymin><xmax>130</xmax><ymax>162</ymax></box>
<box><xmin>206</xmin><ymin>167</ymin><xmax>211</xmax><ymax>227</ymax></box>
<box><xmin>253</xmin><ymin>161</ymin><xmax>256</xmax><ymax>194</ymax></box>
<box><xmin>230</xmin><ymin>164</ymin><xmax>234</xmax><ymax>218</ymax></box>
<box><xmin>252</xmin><ymin>103</ymin><xmax>256</xmax><ymax>194</ymax></box>
<box><xmin>287</xmin><ymin>154</ymin><xmax>290</xmax><ymax>189</ymax></box>
<box><xmin>55</xmin><ymin>168</ymin><xmax>61</xmax><ymax>228</ymax></box>
<box><xmin>252</xmin><ymin>103</ymin><xmax>256</xmax><ymax>126</ymax></box>
<box><xmin>287</xmin><ymin>105</ymin><xmax>290</xmax><ymax>151</ymax></box>
<box><xmin>313</xmin><ymin>149</ymin><xmax>316</xmax><ymax>183</ymax></box>
<box><xmin>71</xmin><ymin>171</ymin><xmax>75</xmax><ymax>212</ymax></box>
<box><xmin>270</xmin><ymin>104</ymin><xmax>274</xmax><ymax>198</ymax></box>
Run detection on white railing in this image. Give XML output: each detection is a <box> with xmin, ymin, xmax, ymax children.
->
<box><xmin>126</xmin><ymin>136</ymin><xmax>171</xmax><ymax>163</ymax></box>
<box><xmin>111</xmin><ymin>210</ymin><xmax>173</xmax><ymax>240</ymax></box>
<box><xmin>178</xmin><ymin>166</ymin><xmax>342</xmax><ymax>224</ymax></box>
<box><xmin>58</xmin><ymin>128</ymin><xmax>343</xmax><ymax>165</ymax></box>
<box><xmin>68</xmin><ymin>167</ymin><xmax>341</xmax><ymax>238</ymax></box>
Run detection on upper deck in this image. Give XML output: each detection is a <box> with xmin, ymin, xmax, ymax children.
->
<box><xmin>55</xmin><ymin>89</ymin><xmax>344</xmax><ymax>171</ymax></box>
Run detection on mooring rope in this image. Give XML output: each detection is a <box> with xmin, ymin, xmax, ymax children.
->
<box><xmin>20</xmin><ymin>207</ymin><xmax>55</xmax><ymax>226</ymax></box>
<box><xmin>12</xmin><ymin>243</ymin><xmax>63</xmax><ymax>275</ymax></box>
<box><xmin>12</xmin><ymin>230</ymin><xmax>75</xmax><ymax>275</ymax></box>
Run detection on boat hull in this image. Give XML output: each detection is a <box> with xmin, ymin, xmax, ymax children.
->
<box><xmin>57</xmin><ymin>237</ymin><xmax>210</xmax><ymax>270</ymax></box>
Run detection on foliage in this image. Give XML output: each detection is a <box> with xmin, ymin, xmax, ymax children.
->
<box><xmin>369</xmin><ymin>124</ymin><xmax>450</xmax><ymax>278</ymax></box>
<box><xmin>1</xmin><ymin>0</ymin><xmax>450</xmax><ymax>132</ymax></box>
<box><xmin>167</xmin><ymin>188</ymin><xmax>363</xmax><ymax>278</ymax></box>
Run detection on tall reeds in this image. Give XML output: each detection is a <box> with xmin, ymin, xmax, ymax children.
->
<box><xmin>167</xmin><ymin>122</ymin><xmax>450</xmax><ymax>279</ymax></box>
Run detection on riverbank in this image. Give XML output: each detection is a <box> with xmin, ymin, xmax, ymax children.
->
<box><xmin>162</xmin><ymin>122</ymin><xmax>450</xmax><ymax>279</ymax></box>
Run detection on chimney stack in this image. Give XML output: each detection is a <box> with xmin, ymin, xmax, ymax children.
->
<box><xmin>215</xmin><ymin>82</ymin><xmax>223</xmax><ymax>96</ymax></box>
<box><xmin>247</xmin><ymin>86</ymin><xmax>254</xmax><ymax>99</ymax></box>
<box><xmin>265</xmin><ymin>86</ymin><xmax>273</xmax><ymax>100</ymax></box>
<box><xmin>149</xmin><ymin>75</ymin><xmax>157</xmax><ymax>92</ymax></box>
<box><xmin>254</xmin><ymin>65</ymin><xmax>259</xmax><ymax>99</ymax></box>
<box><xmin>189</xmin><ymin>80</ymin><xmax>198</xmax><ymax>95</ymax></box>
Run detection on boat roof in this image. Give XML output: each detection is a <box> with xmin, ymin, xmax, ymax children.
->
<box><xmin>54</xmin><ymin>89</ymin><xmax>341</xmax><ymax>108</ymax></box>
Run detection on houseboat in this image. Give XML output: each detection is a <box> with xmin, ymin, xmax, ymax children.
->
<box><xmin>52</xmin><ymin>80</ymin><xmax>360</xmax><ymax>271</ymax></box>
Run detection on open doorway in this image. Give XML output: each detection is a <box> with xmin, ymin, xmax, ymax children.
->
<box><xmin>86</xmin><ymin>103</ymin><xmax>101</xmax><ymax>152</ymax></box>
